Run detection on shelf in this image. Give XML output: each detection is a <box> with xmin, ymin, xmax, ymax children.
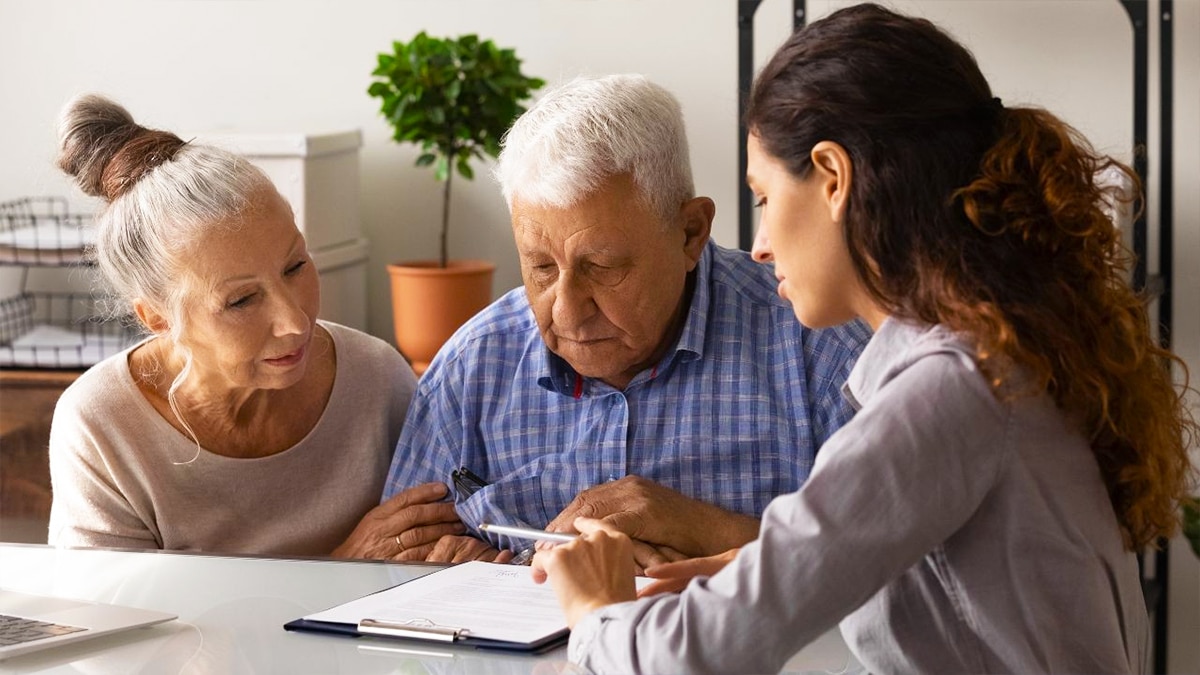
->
<box><xmin>0</xmin><ymin>197</ymin><xmax>94</xmax><ymax>268</ymax></box>
<box><xmin>0</xmin><ymin>292</ymin><xmax>140</xmax><ymax>369</ymax></box>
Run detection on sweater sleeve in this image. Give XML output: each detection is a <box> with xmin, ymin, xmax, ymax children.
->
<box><xmin>46</xmin><ymin>375</ymin><xmax>161</xmax><ymax>549</ymax></box>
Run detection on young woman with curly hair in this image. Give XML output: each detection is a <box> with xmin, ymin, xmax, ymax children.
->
<box><xmin>530</xmin><ymin>4</ymin><xmax>1197</xmax><ymax>673</ymax></box>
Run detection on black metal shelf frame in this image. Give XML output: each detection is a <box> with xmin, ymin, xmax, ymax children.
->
<box><xmin>735</xmin><ymin>2</ymin><xmax>1176</xmax><ymax>671</ymax></box>
<box><xmin>1118</xmin><ymin>2</ymin><xmax>1175</xmax><ymax>671</ymax></box>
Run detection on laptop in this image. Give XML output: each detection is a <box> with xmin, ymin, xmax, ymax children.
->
<box><xmin>0</xmin><ymin>589</ymin><xmax>176</xmax><ymax>661</ymax></box>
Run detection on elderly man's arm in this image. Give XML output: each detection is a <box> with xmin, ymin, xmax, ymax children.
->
<box><xmin>544</xmin><ymin>476</ymin><xmax>760</xmax><ymax>564</ymax></box>
<box><xmin>367</xmin><ymin>375</ymin><xmax>477</xmax><ymax>561</ymax></box>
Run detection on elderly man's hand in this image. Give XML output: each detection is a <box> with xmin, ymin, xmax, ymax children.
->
<box><xmin>331</xmin><ymin>483</ymin><xmax>464</xmax><ymax>561</ymax></box>
<box><xmin>426</xmin><ymin>535</ymin><xmax>515</xmax><ymax>564</ymax></box>
<box><xmin>544</xmin><ymin>475</ymin><xmax>760</xmax><ymax>558</ymax></box>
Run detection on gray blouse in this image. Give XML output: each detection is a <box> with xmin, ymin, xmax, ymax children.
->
<box><xmin>568</xmin><ymin>318</ymin><xmax>1148</xmax><ymax>674</ymax></box>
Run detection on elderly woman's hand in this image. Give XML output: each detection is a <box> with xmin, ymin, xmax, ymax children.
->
<box><xmin>531</xmin><ymin>517</ymin><xmax>638</xmax><ymax>628</ymax></box>
<box><xmin>331</xmin><ymin>482</ymin><xmax>464</xmax><ymax>561</ymax></box>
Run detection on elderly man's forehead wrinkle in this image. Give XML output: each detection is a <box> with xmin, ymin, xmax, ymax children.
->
<box><xmin>517</xmin><ymin>214</ymin><xmax>620</xmax><ymax>253</ymax></box>
<box><xmin>562</xmin><ymin>225</ymin><xmax>614</xmax><ymax>249</ymax></box>
<box><xmin>514</xmin><ymin>213</ymin><xmax>547</xmax><ymax>236</ymax></box>
<box><xmin>514</xmin><ymin>217</ymin><xmax>555</xmax><ymax>252</ymax></box>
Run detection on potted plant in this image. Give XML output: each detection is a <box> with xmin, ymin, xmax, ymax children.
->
<box><xmin>368</xmin><ymin>32</ymin><xmax>545</xmax><ymax>374</ymax></box>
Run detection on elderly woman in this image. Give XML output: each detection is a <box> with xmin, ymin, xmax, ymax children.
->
<box><xmin>47</xmin><ymin>95</ymin><xmax>460</xmax><ymax>559</ymax></box>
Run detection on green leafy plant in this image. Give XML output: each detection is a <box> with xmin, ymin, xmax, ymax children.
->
<box><xmin>1184</xmin><ymin>497</ymin><xmax>1200</xmax><ymax>558</ymax></box>
<box><xmin>368</xmin><ymin>32</ymin><xmax>545</xmax><ymax>267</ymax></box>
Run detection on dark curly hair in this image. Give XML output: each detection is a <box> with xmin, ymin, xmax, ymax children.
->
<box><xmin>747</xmin><ymin>3</ymin><xmax>1195</xmax><ymax>550</ymax></box>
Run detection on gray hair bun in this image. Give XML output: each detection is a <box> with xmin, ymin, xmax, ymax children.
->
<box><xmin>56</xmin><ymin>94</ymin><xmax>187</xmax><ymax>202</ymax></box>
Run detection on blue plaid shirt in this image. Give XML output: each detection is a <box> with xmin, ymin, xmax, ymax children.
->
<box><xmin>382</xmin><ymin>241</ymin><xmax>870</xmax><ymax>551</ymax></box>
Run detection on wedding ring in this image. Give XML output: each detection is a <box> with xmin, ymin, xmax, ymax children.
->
<box><xmin>394</xmin><ymin>535</ymin><xmax>402</xmax><ymax>550</ymax></box>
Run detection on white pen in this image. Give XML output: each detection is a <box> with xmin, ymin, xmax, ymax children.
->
<box><xmin>478</xmin><ymin>523</ymin><xmax>579</xmax><ymax>544</ymax></box>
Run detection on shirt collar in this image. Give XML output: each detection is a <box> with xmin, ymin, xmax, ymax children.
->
<box><xmin>843</xmin><ymin>317</ymin><xmax>976</xmax><ymax>410</ymax></box>
<box><xmin>673</xmin><ymin>240</ymin><xmax>714</xmax><ymax>361</ymax></box>
<box><xmin>535</xmin><ymin>240</ymin><xmax>717</xmax><ymax>396</ymax></box>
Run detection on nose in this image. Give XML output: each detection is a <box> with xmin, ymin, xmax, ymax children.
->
<box><xmin>551</xmin><ymin>270</ymin><xmax>597</xmax><ymax>330</ymax></box>
<box><xmin>751</xmin><ymin>224</ymin><xmax>773</xmax><ymax>263</ymax></box>
<box><xmin>271</xmin><ymin>287</ymin><xmax>310</xmax><ymax>337</ymax></box>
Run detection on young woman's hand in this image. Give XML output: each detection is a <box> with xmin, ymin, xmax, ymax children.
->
<box><xmin>638</xmin><ymin>547</ymin><xmax>741</xmax><ymax>597</ymax></box>
<box><xmin>531</xmin><ymin>517</ymin><xmax>638</xmax><ymax>628</ymax></box>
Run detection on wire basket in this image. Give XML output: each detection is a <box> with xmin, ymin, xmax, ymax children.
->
<box><xmin>0</xmin><ymin>197</ymin><xmax>95</xmax><ymax>266</ymax></box>
<box><xmin>0</xmin><ymin>292</ymin><xmax>142</xmax><ymax>369</ymax></box>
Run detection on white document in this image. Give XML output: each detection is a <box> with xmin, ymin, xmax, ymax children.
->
<box><xmin>304</xmin><ymin>561</ymin><xmax>570</xmax><ymax>645</ymax></box>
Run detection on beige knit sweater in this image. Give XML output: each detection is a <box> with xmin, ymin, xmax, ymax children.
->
<box><xmin>47</xmin><ymin>321</ymin><xmax>416</xmax><ymax>556</ymax></box>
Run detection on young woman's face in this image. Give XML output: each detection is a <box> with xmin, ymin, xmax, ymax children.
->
<box><xmin>747</xmin><ymin>133</ymin><xmax>870</xmax><ymax>329</ymax></box>
<box><xmin>178</xmin><ymin>187</ymin><xmax>321</xmax><ymax>392</ymax></box>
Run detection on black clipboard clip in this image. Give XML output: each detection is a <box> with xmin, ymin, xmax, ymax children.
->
<box><xmin>357</xmin><ymin>617</ymin><xmax>471</xmax><ymax>643</ymax></box>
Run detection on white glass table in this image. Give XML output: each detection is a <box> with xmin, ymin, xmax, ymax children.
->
<box><xmin>0</xmin><ymin>543</ymin><xmax>856</xmax><ymax>674</ymax></box>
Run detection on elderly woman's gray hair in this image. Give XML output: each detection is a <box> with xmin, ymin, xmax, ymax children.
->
<box><xmin>57</xmin><ymin>94</ymin><xmax>276</xmax><ymax>454</ymax></box>
<box><xmin>493</xmin><ymin>74</ymin><xmax>695</xmax><ymax>224</ymax></box>
<box><xmin>57</xmin><ymin>94</ymin><xmax>271</xmax><ymax>324</ymax></box>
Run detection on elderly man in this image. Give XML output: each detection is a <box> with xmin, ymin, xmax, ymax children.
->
<box><xmin>379</xmin><ymin>74</ymin><xmax>869</xmax><ymax>566</ymax></box>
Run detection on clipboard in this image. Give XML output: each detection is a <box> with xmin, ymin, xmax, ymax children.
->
<box><xmin>282</xmin><ymin>617</ymin><xmax>566</xmax><ymax>653</ymax></box>
<box><xmin>283</xmin><ymin>561</ymin><xmax>569</xmax><ymax>654</ymax></box>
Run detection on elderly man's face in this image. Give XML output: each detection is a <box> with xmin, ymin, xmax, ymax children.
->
<box><xmin>512</xmin><ymin>172</ymin><xmax>711</xmax><ymax>390</ymax></box>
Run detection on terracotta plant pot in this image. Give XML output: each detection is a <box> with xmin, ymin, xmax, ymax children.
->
<box><xmin>387</xmin><ymin>260</ymin><xmax>495</xmax><ymax>375</ymax></box>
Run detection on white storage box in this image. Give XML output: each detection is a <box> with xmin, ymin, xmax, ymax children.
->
<box><xmin>311</xmin><ymin>238</ymin><xmax>369</xmax><ymax>331</ymax></box>
<box><xmin>193</xmin><ymin>130</ymin><xmax>363</xmax><ymax>252</ymax></box>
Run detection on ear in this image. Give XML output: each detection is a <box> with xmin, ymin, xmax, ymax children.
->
<box><xmin>678</xmin><ymin>196</ymin><xmax>715</xmax><ymax>270</ymax></box>
<box><xmin>132</xmin><ymin>298</ymin><xmax>169</xmax><ymax>335</ymax></box>
<box><xmin>809</xmin><ymin>141</ymin><xmax>853</xmax><ymax>223</ymax></box>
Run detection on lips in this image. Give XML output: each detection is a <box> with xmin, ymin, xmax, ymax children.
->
<box><xmin>557</xmin><ymin>335</ymin><xmax>612</xmax><ymax>345</ymax></box>
<box><xmin>264</xmin><ymin>342</ymin><xmax>307</xmax><ymax>367</ymax></box>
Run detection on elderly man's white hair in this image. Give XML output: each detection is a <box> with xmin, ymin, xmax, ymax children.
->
<box><xmin>494</xmin><ymin>74</ymin><xmax>695</xmax><ymax>223</ymax></box>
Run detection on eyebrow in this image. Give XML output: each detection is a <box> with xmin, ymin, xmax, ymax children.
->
<box><xmin>215</xmin><ymin>233</ymin><xmax>304</xmax><ymax>289</ymax></box>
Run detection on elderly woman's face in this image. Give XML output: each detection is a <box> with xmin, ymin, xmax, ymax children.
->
<box><xmin>178</xmin><ymin>187</ymin><xmax>320</xmax><ymax>391</ymax></box>
<box><xmin>511</xmin><ymin>173</ymin><xmax>705</xmax><ymax>390</ymax></box>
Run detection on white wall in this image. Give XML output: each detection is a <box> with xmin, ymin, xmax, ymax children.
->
<box><xmin>0</xmin><ymin>0</ymin><xmax>741</xmax><ymax>337</ymax></box>
<box><xmin>1</xmin><ymin>0</ymin><xmax>1197</xmax><ymax>670</ymax></box>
